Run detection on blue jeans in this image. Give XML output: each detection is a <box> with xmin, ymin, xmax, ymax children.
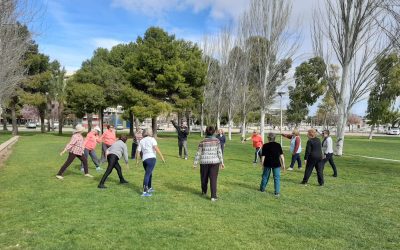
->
<box><xmin>260</xmin><ymin>167</ymin><xmax>280</xmax><ymax>194</ymax></box>
<box><xmin>143</xmin><ymin>158</ymin><xmax>156</xmax><ymax>192</ymax></box>
<box><xmin>81</xmin><ymin>148</ymin><xmax>99</xmax><ymax>169</ymax></box>
<box><xmin>289</xmin><ymin>153</ymin><xmax>302</xmax><ymax>169</ymax></box>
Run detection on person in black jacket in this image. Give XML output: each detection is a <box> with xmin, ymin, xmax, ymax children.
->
<box><xmin>301</xmin><ymin>128</ymin><xmax>324</xmax><ymax>186</ymax></box>
<box><xmin>171</xmin><ymin>120</ymin><xmax>189</xmax><ymax>159</ymax></box>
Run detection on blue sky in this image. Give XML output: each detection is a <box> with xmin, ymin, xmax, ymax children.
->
<box><xmin>34</xmin><ymin>0</ymin><xmax>368</xmax><ymax>115</ymax></box>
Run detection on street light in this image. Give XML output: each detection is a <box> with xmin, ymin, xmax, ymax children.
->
<box><xmin>277</xmin><ymin>91</ymin><xmax>285</xmax><ymax>146</ymax></box>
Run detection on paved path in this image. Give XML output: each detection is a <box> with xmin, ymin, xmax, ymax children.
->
<box><xmin>343</xmin><ymin>154</ymin><xmax>400</xmax><ymax>163</ymax></box>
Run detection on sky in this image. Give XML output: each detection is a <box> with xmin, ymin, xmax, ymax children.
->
<box><xmin>33</xmin><ymin>0</ymin><xmax>368</xmax><ymax>115</ymax></box>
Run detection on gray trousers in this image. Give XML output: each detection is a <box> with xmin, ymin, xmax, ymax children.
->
<box><xmin>81</xmin><ymin>148</ymin><xmax>100</xmax><ymax>169</ymax></box>
<box><xmin>178</xmin><ymin>140</ymin><xmax>188</xmax><ymax>158</ymax></box>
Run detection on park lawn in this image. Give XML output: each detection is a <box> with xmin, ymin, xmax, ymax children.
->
<box><xmin>0</xmin><ymin>131</ymin><xmax>13</xmax><ymax>144</ymax></box>
<box><xmin>0</xmin><ymin>132</ymin><xmax>399</xmax><ymax>249</ymax></box>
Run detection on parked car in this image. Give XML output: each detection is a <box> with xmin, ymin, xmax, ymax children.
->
<box><xmin>116</xmin><ymin>124</ymin><xmax>124</xmax><ymax>130</ymax></box>
<box><xmin>52</xmin><ymin>122</ymin><xmax>59</xmax><ymax>129</ymax></box>
<box><xmin>26</xmin><ymin>121</ymin><xmax>37</xmax><ymax>129</ymax></box>
<box><xmin>387</xmin><ymin>127</ymin><xmax>400</xmax><ymax>135</ymax></box>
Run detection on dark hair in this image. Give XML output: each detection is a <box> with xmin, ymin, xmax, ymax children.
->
<box><xmin>119</xmin><ymin>135</ymin><xmax>128</xmax><ymax>143</ymax></box>
<box><xmin>205</xmin><ymin>126</ymin><xmax>215</xmax><ymax>136</ymax></box>
<box><xmin>324</xmin><ymin>130</ymin><xmax>330</xmax><ymax>136</ymax></box>
<box><xmin>267</xmin><ymin>132</ymin><xmax>276</xmax><ymax>142</ymax></box>
<box><xmin>107</xmin><ymin>124</ymin><xmax>111</xmax><ymax>129</ymax></box>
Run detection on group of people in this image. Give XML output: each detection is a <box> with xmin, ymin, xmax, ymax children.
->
<box><xmin>244</xmin><ymin>128</ymin><xmax>338</xmax><ymax>197</ymax></box>
<box><xmin>55</xmin><ymin>120</ymin><xmax>337</xmax><ymax>201</ymax></box>
<box><xmin>55</xmin><ymin>124</ymin><xmax>165</xmax><ymax>197</ymax></box>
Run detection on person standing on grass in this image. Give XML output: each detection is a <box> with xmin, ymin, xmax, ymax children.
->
<box><xmin>171</xmin><ymin>120</ymin><xmax>189</xmax><ymax>160</ymax></box>
<box><xmin>216</xmin><ymin>129</ymin><xmax>226</xmax><ymax>155</ymax></box>
<box><xmin>56</xmin><ymin>124</ymin><xmax>93</xmax><ymax>180</ymax></box>
<box><xmin>193</xmin><ymin>126</ymin><xmax>224</xmax><ymax>202</ymax></box>
<box><xmin>136</xmin><ymin>128</ymin><xmax>166</xmax><ymax>197</ymax></box>
<box><xmin>81</xmin><ymin>125</ymin><xmax>102</xmax><ymax>172</ymax></box>
<box><xmin>131</xmin><ymin>128</ymin><xmax>143</xmax><ymax>159</ymax></box>
<box><xmin>260</xmin><ymin>133</ymin><xmax>286</xmax><ymax>197</ymax></box>
<box><xmin>321</xmin><ymin>130</ymin><xmax>338</xmax><ymax>177</ymax></box>
<box><xmin>100</xmin><ymin>124</ymin><xmax>116</xmax><ymax>164</ymax></box>
<box><xmin>301</xmin><ymin>129</ymin><xmax>324</xmax><ymax>186</ymax></box>
<box><xmin>243</xmin><ymin>130</ymin><xmax>263</xmax><ymax>164</ymax></box>
<box><xmin>282</xmin><ymin>128</ymin><xmax>302</xmax><ymax>171</ymax></box>
<box><xmin>98</xmin><ymin>135</ymin><xmax>129</xmax><ymax>189</ymax></box>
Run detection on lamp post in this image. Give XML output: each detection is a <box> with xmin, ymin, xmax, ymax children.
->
<box><xmin>277</xmin><ymin>92</ymin><xmax>285</xmax><ymax>145</ymax></box>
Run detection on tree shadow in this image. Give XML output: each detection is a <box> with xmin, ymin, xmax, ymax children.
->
<box><xmin>164</xmin><ymin>182</ymin><xmax>206</xmax><ymax>198</ymax></box>
<box><xmin>224</xmin><ymin>180</ymin><xmax>258</xmax><ymax>191</ymax></box>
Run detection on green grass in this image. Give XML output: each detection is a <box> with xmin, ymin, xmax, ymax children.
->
<box><xmin>0</xmin><ymin>131</ymin><xmax>12</xmax><ymax>144</ymax></box>
<box><xmin>0</xmin><ymin>132</ymin><xmax>399</xmax><ymax>249</ymax></box>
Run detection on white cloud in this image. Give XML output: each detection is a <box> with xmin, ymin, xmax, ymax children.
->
<box><xmin>111</xmin><ymin>0</ymin><xmax>249</xmax><ymax>21</ymax></box>
<box><xmin>92</xmin><ymin>38</ymin><xmax>125</xmax><ymax>50</ymax></box>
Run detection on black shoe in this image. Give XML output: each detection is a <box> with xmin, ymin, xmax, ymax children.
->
<box><xmin>98</xmin><ymin>184</ymin><xmax>107</xmax><ymax>189</ymax></box>
<box><xmin>301</xmin><ymin>181</ymin><xmax>308</xmax><ymax>186</ymax></box>
<box><xmin>120</xmin><ymin>180</ymin><xmax>129</xmax><ymax>184</ymax></box>
<box><xmin>319</xmin><ymin>183</ymin><xmax>324</xmax><ymax>186</ymax></box>
<box><xmin>333</xmin><ymin>174</ymin><xmax>337</xmax><ymax>177</ymax></box>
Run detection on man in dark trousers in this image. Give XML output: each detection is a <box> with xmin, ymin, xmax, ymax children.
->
<box><xmin>171</xmin><ymin>120</ymin><xmax>189</xmax><ymax>160</ymax></box>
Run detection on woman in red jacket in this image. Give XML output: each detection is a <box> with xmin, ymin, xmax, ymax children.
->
<box><xmin>243</xmin><ymin>130</ymin><xmax>263</xmax><ymax>164</ymax></box>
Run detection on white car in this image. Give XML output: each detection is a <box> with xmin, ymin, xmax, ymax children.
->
<box><xmin>116</xmin><ymin>124</ymin><xmax>124</xmax><ymax>130</ymax></box>
<box><xmin>387</xmin><ymin>127</ymin><xmax>400</xmax><ymax>135</ymax></box>
<box><xmin>26</xmin><ymin>121</ymin><xmax>37</xmax><ymax>129</ymax></box>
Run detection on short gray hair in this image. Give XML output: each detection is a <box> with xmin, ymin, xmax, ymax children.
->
<box><xmin>142</xmin><ymin>128</ymin><xmax>153</xmax><ymax>137</ymax></box>
<box><xmin>267</xmin><ymin>132</ymin><xmax>276</xmax><ymax>142</ymax></box>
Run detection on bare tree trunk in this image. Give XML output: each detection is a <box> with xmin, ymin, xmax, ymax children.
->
<box><xmin>1</xmin><ymin>105</ymin><xmax>8</xmax><ymax>131</ymax></box>
<box><xmin>178</xmin><ymin>112</ymin><xmax>182</xmax><ymax>126</ymax></box>
<box><xmin>227</xmin><ymin>107</ymin><xmax>233</xmax><ymax>140</ymax></box>
<box><xmin>260</xmin><ymin>109</ymin><xmax>266</xmax><ymax>142</ymax></box>
<box><xmin>241</xmin><ymin>116</ymin><xmax>247</xmax><ymax>141</ymax></box>
<box><xmin>87</xmin><ymin>113</ymin><xmax>93</xmax><ymax>132</ymax></box>
<box><xmin>152</xmin><ymin>117</ymin><xmax>157</xmax><ymax>138</ymax></box>
<box><xmin>200</xmin><ymin>103</ymin><xmax>204</xmax><ymax>137</ymax></box>
<box><xmin>58</xmin><ymin>101</ymin><xmax>64</xmax><ymax>135</ymax></box>
<box><xmin>368</xmin><ymin>124</ymin><xmax>375</xmax><ymax>140</ymax></box>
<box><xmin>186</xmin><ymin>110</ymin><xmax>191</xmax><ymax>134</ymax></box>
<box><xmin>135</xmin><ymin>118</ymin><xmax>140</xmax><ymax>131</ymax></box>
<box><xmin>100</xmin><ymin>108</ymin><xmax>104</xmax><ymax>133</ymax></box>
<box><xmin>216</xmin><ymin>109</ymin><xmax>221</xmax><ymax>130</ymax></box>
<box><xmin>129</xmin><ymin>111</ymin><xmax>134</xmax><ymax>136</ymax></box>
<box><xmin>10</xmin><ymin>103</ymin><xmax>18</xmax><ymax>136</ymax></box>
<box><xmin>336</xmin><ymin>105</ymin><xmax>348</xmax><ymax>156</ymax></box>
<box><xmin>40</xmin><ymin>111</ymin><xmax>45</xmax><ymax>133</ymax></box>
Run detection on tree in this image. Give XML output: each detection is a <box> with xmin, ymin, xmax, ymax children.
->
<box><xmin>287</xmin><ymin>57</ymin><xmax>327</xmax><ymax>126</ymax></box>
<box><xmin>312</xmin><ymin>0</ymin><xmax>390</xmax><ymax>155</ymax></box>
<box><xmin>66</xmin><ymin>82</ymin><xmax>106</xmax><ymax>130</ymax></box>
<box><xmin>240</xmin><ymin>0</ymin><xmax>297</xmax><ymax>141</ymax></box>
<box><xmin>20</xmin><ymin>43</ymin><xmax>55</xmax><ymax>133</ymax></box>
<box><xmin>366</xmin><ymin>53</ymin><xmax>400</xmax><ymax>138</ymax></box>
<box><xmin>0</xmin><ymin>1</ymin><xmax>32</xmax><ymax>103</ymax></box>
<box><xmin>316</xmin><ymin>87</ymin><xmax>337</xmax><ymax>129</ymax></box>
<box><xmin>347</xmin><ymin>113</ymin><xmax>362</xmax><ymax>132</ymax></box>
<box><xmin>128</xmin><ymin>27</ymin><xmax>205</xmax><ymax>137</ymax></box>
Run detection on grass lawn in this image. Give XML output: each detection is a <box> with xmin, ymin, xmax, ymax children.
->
<box><xmin>0</xmin><ymin>132</ymin><xmax>13</xmax><ymax>144</ymax></box>
<box><xmin>0</xmin><ymin>132</ymin><xmax>399</xmax><ymax>249</ymax></box>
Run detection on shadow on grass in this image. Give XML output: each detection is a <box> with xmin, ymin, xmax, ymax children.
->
<box><xmin>164</xmin><ymin>182</ymin><xmax>207</xmax><ymax>199</ymax></box>
<box><xmin>224</xmin><ymin>180</ymin><xmax>257</xmax><ymax>191</ymax></box>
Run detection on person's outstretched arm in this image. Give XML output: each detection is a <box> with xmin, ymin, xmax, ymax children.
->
<box><xmin>154</xmin><ymin>146</ymin><xmax>165</xmax><ymax>163</ymax></box>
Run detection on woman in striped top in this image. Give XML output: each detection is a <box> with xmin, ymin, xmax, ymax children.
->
<box><xmin>56</xmin><ymin>124</ymin><xmax>93</xmax><ymax>179</ymax></box>
<box><xmin>193</xmin><ymin>126</ymin><xmax>224</xmax><ymax>201</ymax></box>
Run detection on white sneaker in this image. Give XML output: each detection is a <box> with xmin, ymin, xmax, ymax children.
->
<box><xmin>84</xmin><ymin>174</ymin><xmax>94</xmax><ymax>178</ymax></box>
<box><xmin>56</xmin><ymin>175</ymin><xmax>64</xmax><ymax>180</ymax></box>
<box><xmin>211</xmin><ymin>198</ymin><xmax>218</xmax><ymax>202</ymax></box>
<box><xmin>184</xmin><ymin>157</ymin><xmax>188</xmax><ymax>160</ymax></box>
<box><xmin>288</xmin><ymin>168</ymin><xmax>294</xmax><ymax>171</ymax></box>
